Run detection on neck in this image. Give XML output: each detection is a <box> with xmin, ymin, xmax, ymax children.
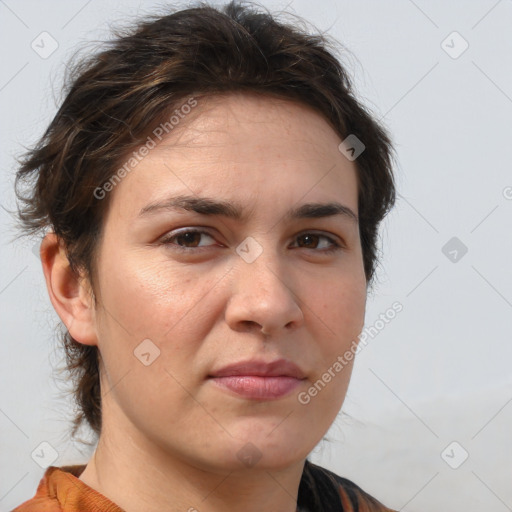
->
<box><xmin>79</xmin><ymin>421</ymin><xmax>305</xmax><ymax>512</ymax></box>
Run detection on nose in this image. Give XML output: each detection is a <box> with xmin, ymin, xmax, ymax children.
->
<box><xmin>225</xmin><ymin>248</ymin><xmax>304</xmax><ymax>337</ymax></box>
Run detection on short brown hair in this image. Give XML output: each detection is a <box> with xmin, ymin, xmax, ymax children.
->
<box><xmin>14</xmin><ymin>0</ymin><xmax>396</xmax><ymax>441</ymax></box>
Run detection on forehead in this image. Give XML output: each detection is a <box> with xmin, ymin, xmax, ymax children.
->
<box><xmin>105</xmin><ymin>92</ymin><xmax>359</xmax><ymax>220</ymax></box>
<box><xmin>174</xmin><ymin>92</ymin><xmax>339</xmax><ymax>151</ymax></box>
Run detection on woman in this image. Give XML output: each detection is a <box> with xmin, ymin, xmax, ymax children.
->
<box><xmin>12</xmin><ymin>1</ymin><xmax>397</xmax><ymax>510</ymax></box>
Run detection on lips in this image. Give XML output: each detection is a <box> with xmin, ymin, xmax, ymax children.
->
<box><xmin>208</xmin><ymin>358</ymin><xmax>306</xmax><ymax>379</ymax></box>
<box><xmin>208</xmin><ymin>358</ymin><xmax>307</xmax><ymax>400</ymax></box>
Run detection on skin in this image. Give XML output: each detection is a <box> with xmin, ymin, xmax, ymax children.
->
<box><xmin>41</xmin><ymin>92</ymin><xmax>367</xmax><ymax>512</ymax></box>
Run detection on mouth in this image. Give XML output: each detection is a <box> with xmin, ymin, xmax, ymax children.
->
<box><xmin>208</xmin><ymin>375</ymin><xmax>305</xmax><ymax>400</ymax></box>
<box><xmin>207</xmin><ymin>358</ymin><xmax>307</xmax><ymax>400</ymax></box>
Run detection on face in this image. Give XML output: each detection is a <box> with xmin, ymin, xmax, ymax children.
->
<box><xmin>89</xmin><ymin>92</ymin><xmax>367</xmax><ymax>473</ymax></box>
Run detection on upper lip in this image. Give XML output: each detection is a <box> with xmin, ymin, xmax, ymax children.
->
<box><xmin>208</xmin><ymin>358</ymin><xmax>306</xmax><ymax>379</ymax></box>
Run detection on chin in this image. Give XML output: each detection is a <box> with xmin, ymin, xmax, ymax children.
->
<box><xmin>222</xmin><ymin>429</ymin><xmax>312</xmax><ymax>471</ymax></box>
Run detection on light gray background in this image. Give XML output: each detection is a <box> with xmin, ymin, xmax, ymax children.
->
<box><xmin>1</xmin><ymin>1</ymin><xmax>511</xmax><ymax>510</ymax></box>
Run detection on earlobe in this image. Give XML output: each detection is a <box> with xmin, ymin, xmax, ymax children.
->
<box><xmin>40</xmin><ymin>232</ymin><xmax>98</xmax><ymax>346</ymax></box>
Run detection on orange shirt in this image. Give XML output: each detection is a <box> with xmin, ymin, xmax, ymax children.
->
<box><xmin>11</xmin><ymin>460</ymin><xmax>396</xmax><ymax>511</ymax></box>
<box><xmin>11</xmin><ymin>465</ymin><xmax>122</xmax><ymax>512</ymax></box>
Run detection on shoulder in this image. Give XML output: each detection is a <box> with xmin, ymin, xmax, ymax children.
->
<box><xmin>10</xmin><ymin>467</ymin><xmax>66</xmax><ymax>512</ymax></box>
<box><xmin>298</xmin><ymin>459</ymin><xmax>397</xmax><ymax>512</ymax></box>
<box><xmin>10</xmin><ymin>464</ymin><xmax>122</xmax><ymax>512</ymax></box>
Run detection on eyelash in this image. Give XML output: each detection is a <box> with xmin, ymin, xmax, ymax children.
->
<box><xmin>159</xmin><ymin>228</ymin><xmax>343</xmax><ymax>254</ymax></box>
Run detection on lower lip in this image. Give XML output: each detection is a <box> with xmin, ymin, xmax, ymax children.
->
<box><xmin>209</xmin><ymin>376</ymin><xmax>304</xmax><ymax>400</ymax></box>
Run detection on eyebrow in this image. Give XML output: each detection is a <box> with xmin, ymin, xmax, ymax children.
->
<box><xmin>138</xmin><ymin>195</ymin><xmax>358</xmax><ymax>224</ymax></box>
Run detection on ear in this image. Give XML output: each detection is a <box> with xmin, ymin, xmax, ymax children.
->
<box><xmin>40</xmin><ymin>232</ymin><xmax>98</xmax><ymax>346</ymax></box>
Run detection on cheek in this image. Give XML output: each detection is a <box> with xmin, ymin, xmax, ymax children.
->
<box><xmin>306</xmin><ymin>280</ymin><xmax>365</xmax><ymax>413</ymax></box>
<box><xmin>312</xmin><ymin>276</ymin><xmax>366</xmax><ymax>336</ymax></box>
<box><xmin>305</xmin><ymin>273</ymin><xmax>366</xmax><ymax>385</ymax></box>
<box><xmin>96</xmin><ymin>252</ymin><xmax>225</xmax><ymax>343</ymax></box>
<box><xmin>94</xmin><ymin>256</ymin><xmax>220</xmax><ymax>424</ymax></box>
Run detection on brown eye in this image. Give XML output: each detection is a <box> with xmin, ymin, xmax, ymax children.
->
<box><xmin>161</xmin><ymin>229</ymin><xmax>217</xmax><ymax>250</ymax></box>
<box><xmin>175</xmin><ymin>231</ymin><xmax>202</xmax><ymax>247</ymax></box>
<box><xmin>293</xmin><ymin>232</ymin><xmax>341</xmax><ymax>253</ymax></box>
<box><xmin>297</xmin><ymin>234</ymin><xmax>320</xmax><ymax>248</ymax></box>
